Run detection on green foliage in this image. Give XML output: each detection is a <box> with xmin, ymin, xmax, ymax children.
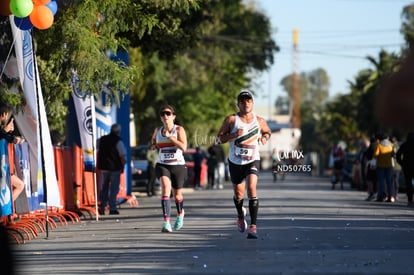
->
<box><xmin>401</xmin><ymin>4</ymin><xmax>414</xmax><ymax>48</ymax></box>
<box><xmin>33</xmin><ymin>0</ymin><xmax>200</xmax><ymax>134</ymax></box>
<box><xmin>349</xmin><ymin>50</ymin><xmax>400</xmax><ymax>136</ymax></box>
<box><xmin>2</xmin><ymin>0</ymin><xmax>277</xmax><ymax>145</ymax></box>
<box><xmin>130</xmin><ymin>0</ymin><xmax>278</xmax><ymax>145</ymax></box>
<box><xmin>280</xmin><ymin>68</ymin><xmax>329</xmax><ymax>106</ymax></box>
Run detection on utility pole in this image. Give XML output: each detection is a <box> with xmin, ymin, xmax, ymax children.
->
<box><xmin>291</xmin><ymin>28</ymin><xmax>301</xmax><ymax>129</ymax></box>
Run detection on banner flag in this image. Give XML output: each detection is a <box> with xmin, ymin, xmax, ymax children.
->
<box><xmin>14</xmin><ymin>143</ymin><xmax>34</xmax><ymax>212</ymax></box>
<box><xmin>95</xmin><ymin>88</ymin><xmax>117</xmax><ymax>139</ymax></box>
<box><xmin>70</xmin><ymin>76</ymin><xmax>97</xmax><ymax>172</ymax></box>
<box><xmin>0</xmin><ymin>140</ymin><xmax>13</xmax><ymax>217</ymax></box>
<box><xmin>11</xmin><ymin>26</ymin><xmax>41</xmax><ymax>209</ymax></box>
<box><xmin>10</xmin><ymin>23</ymin><xmax>60</xmax><ymax>207</ymax></box>
<box><xmin>35</xmin><ymin>54</ymin><xmax>61</xmax><ymax>207</ymax></box>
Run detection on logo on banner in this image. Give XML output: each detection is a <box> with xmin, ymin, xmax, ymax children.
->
<box><xmin>84</xmin><ymin>106</ymin><xmax>93</xmax><ymax>135</ymax></box>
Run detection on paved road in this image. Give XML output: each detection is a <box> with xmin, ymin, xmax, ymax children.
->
<box><xmin>11</xmin><ymin>172</ymin><xmax>414</xmax><ymax>275</ymax></box>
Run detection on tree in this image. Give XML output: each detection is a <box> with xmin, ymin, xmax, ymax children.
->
<box><xmin>280</xmin><ymin>68</ymin><xmax>329</xmax><ymax>106</ymax></box>
<box><xmin>401</xmin><ymin>4</ymin><xmax>414</xmax><ymax>49</ymax></box>
<box><xmin>2</xmin><ymin>0</ymin><xmax>277</xmax><ymax>145</ymax></box>
<box><xmin>130</xmin><ymin>0</ymin><xmax>278</xmax><ymax>145</ymax></box>
<box><xmin>22</xmin><ymin>0</ymin><xmax>200</xmax><ymax>134</ymax></box>
<box><xmin>349</xmin><ymin>50</ymin><xmax>400</xmax><ymax>136</ymax></box>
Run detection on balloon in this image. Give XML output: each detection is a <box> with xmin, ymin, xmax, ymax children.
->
<box><xmin>33</xmin><ymin>0</ymin><xmax>51</xmax><ymax>6</ymax></box>
<box><xmin>30</xmin><ymin>5</ymin><xmax>53</xmax><ymax>30</ymax></box>
<box><xmin>9</xmin><ymin>0</ymin><xmax>33</xmax><ymax>18</ymax></box>
<box><xmin>14</xmin><ymin>16</ymin><xmax>33</xmax><ymax>30</ymax></box>
<box><xmin>45</xmin><ymin>0</ymin><xmax>57</xmax><ymax>16</ymax></box>
<box><xmin>0</xmin><ymin>0</ymin><xmax>12</xmax><ymax>16</ymax></box>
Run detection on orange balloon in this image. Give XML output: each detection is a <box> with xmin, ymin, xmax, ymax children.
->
<box><xmin>0</xmin><ymin>0</ymin><xmax>12</xmax><ymax>16</ymax></box>
<box><xmin>29</xmin><ymin>5</ymin><xmax>53</xmax><ymax>30</ymax></box>
<box><xmin>33</xmin><ymin>0</ymin><xmax>51</xmax><ymax>6</ymax></box>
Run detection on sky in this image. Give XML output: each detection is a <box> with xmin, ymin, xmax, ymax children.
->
<box><xmin>251</xmin><ymin>0</ymin><xmax>414</xmax><ymax>111</ymax></box>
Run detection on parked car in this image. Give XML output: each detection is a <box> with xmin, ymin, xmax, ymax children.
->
<box><xmin>130</xmin><ymin>145</ymin><xmax>159</xmax><ymax>194</ymax></box>
<box><xmin>183</xmin><ymin>148</ymin><xmax>208</xmax><ymax>187</ymax></box>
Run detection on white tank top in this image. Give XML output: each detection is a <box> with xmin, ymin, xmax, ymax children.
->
<box><xmin>228</xmin><ymin>113</ymin><xmax>261</xmax><ymax>165</ymax></box>
<box><xmin>156</xmin><ymin>125</ymin><xmax>185</xmax><ymax>165</ymax></box>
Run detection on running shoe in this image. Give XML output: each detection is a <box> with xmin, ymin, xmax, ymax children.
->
<box><xmin>174</xmin><ymin>209</ymin><xmax>185</xmax><ymax>231</ymax></box>
<box><xmin>237</xmin><ymin>207</ymin><xmax>247</xmax><ymax>233</ymax></box>
<box><xmin>247</xmin><ymin>226</ymin><xmax>258</xmax><ymax>239</ymax></box>
<box><xmin>387</xmin><ymin>196</ymin><xmax>395</xmax><ymax>203</ymax></box>
<box><xmin>161</xmin><ymin>222</ymin><xmax>172</xmax><ymax>233</ymax></box>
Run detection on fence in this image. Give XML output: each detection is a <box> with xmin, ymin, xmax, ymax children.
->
<box><xmin>1</xmin><ymin>142</ymin><xmax>137</xmax><ymax>244</ymax></box>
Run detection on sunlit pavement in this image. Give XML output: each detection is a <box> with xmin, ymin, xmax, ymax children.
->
<box><xmin>13</xmin><ymin>171</ymin><xmax>414</xmax><ymax>275</ymax></box>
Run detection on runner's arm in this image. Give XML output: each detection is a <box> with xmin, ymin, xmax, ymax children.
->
<box><xmin>216</xmin><ymin>115</ymin><xmax>242</xmax><ymax>144</ymax></box>
<box><xmin>258</xmin><ymin>116</ymin><xmax>271</xmax><ymax>145</ymax></box>
<box><xmin>169</xmin><ymin>125</ymin><xmax>187</xmax><ymax>152</ymax></box>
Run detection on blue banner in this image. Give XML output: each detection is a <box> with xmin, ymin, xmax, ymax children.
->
<box><xmin>0</xmin><ymin>139</ymin><xmax>13</xmax><ymax>217</ymax></box>
<box><xmin>15</xmin><ymin>143</ymin><xmax>37</xmax><ymax>212</ymax></box>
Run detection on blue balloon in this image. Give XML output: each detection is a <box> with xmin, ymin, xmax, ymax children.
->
<box><xmin>46</xmin><ymin>0</ymin><xmax>57</xmax><ymax>16</ymax></box>
<box><xmin>14</xmin><ymin>16</ymin><xmax>33</xmax><ymax>31</ymax></box>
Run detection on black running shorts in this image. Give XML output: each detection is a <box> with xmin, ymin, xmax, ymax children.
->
<box><xmin>228</xmin><ymin>160</ymin><xmax>260</xmax><ymax>184</ymax></box>
<box><xmin>155</xmin><ymin>163</ymin><xmax>187</xmax><ymax>189</ymax></box>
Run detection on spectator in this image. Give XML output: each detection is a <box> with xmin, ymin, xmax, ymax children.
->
<box><xmin>374</xmin><ymin>133</ymin><xmax>394</xmax><ymax>202</ymax></box>
<box><xmin>0</xmin><ymin>103</ymin><xmax>25</xmax><ymax>203</ymax></box>
<box><xmin>208</xmin><ymin>144</ymin><xmax>226</xmax><ymax>189</ymax></box>
<box><xmin>364</xmin><ymin>136</ymin><xmax>378</xmax><ymax>201</ymax></box>
<box><xmin>193</xmin><ymin>146</ymin><xmax>205</xmax><ymax>190</ymax></box>
<box><xmin>396</xmin><ymin>132</ymin><xmax>414</xmax><ymax>207</ymax></box>
<box><xmin>357</xmin><ymin>139</ymin><xmax>369</xmax><ymax>191</ymax></box>
<box><xmin>271</xmin><ymin>148</ymin><xmax>285</xmax><ymax>182</ymax></box>
<box><xmin>330</xmin><ymin>140</ymin><xmax>344</xmax><ymax>190</ymax></box>
<box><xmin>207</xmin><ymin>148</ymin><xmax>217</xmax><ymax>189</ymax></box>
<box><xmin>391</xmin><ymin>137</ymin><xmax>402</xmax><ymax>201</ymax></box>
<box><xmin>97</xmin><ymin>124</ymin><xmax>127</xmax><ymax>215</ymax></box>
<box><xmin>146</xmin><ymin>143</ymin><xmax>158</xmax><ymax>197</ymax></box>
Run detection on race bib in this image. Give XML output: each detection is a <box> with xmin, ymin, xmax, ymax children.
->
<box><xmin>234</xmin><ymin>144</ymin><xmax>255</xmax><ymax>160</ymax></box>
<box><xmin>160</xmin><ymin>148</ymin><xmax>177</xmax><ymax>163</ymax></box>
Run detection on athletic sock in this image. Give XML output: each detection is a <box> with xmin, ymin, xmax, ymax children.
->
<box><xmin>175</xmin><ymin>198</ymin><xmax>184</xmax><ymax>216</ymax></box>
<box><xmin>233</xmin><ymin>197</ymin><xmax>244</xmax><ymax>217</ymax></box>
<box><xmin>249</xmin><ymin>197</ymin><xmax>259</xmax><ymax>226</ymax></box>
<box><xmin>161</xmin><ymin>196</ymin><xmax>171</xmax><ymax>221</ymax></box>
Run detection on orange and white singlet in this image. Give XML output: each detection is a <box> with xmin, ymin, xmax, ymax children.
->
<box><xmin>228</xmin><ymin>113</ymin><xmax>261</xmax><ymax>165</ymax></box>
<box><xmin>156</xmin><ymin>125</ymin><xmax>185</xmax><ymax>165</ymax></box>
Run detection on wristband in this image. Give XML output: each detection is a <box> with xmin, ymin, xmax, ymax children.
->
<box><xmin>262</xmin><ymin>132</ymin><xmax>271</xmax><ymax>140</ymax></box>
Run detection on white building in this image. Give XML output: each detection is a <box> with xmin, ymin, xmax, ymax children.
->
<box><xmin>254</xmin><ymin>105</ymin><xmax>301</xmax><ymax>170</ymax></box>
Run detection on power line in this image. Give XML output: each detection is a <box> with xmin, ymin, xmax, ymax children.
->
<box><xmin>274</xmin><ymin>28</ymin><xmax>401</xmax><ymax>34</ymax></box>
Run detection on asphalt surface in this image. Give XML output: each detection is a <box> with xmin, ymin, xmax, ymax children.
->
<box><xmin>11</xmin><ymin>171</ymin><xmax>414</xmax><ymax>275</ymax></box>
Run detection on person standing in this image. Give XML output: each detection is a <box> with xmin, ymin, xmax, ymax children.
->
<box><xmin>210</xmin><ymin>144</ymin><xmax>226</xmax><ymax>189</ymax></box>
<box><xmin>207</xmin><ymin>148</ymin><xmax>217</xmax><ymax>189</ymax></box>
<box><xmin>0</xmin><ymin>103</ymin><xmax>25</xmax><ymax>203</ymax></box>
<box><xmin>150</xmin><ymin>105</ymin><xmax>187</xmax><ymax>232</ymax></box>
<box><xmin>216</xmin><ymin>89</ymin><xmax>271</xmax><ymax>239</ymax></box>
<box><xmin>374</xmin><ymin>133</ymin><xmax>394</xmax><ymax>202</ymax></box>
<box><xmin>193</xmin><ymin>146</ymin><xmax>205</xmax><ymax>190</ymax></box>
<box><xmin>146</xmin><ymin>143</ymin><xmax>158</xmax><ymax>197</ymax></box>
<box><xmin>357</xmin><ymin>139</ymin><xmax>369</xmax><ymax>191</ymax></box>
<box><xmin>330</xmin><ymin>140</ymin><xmax>344</xmax><ymax>190</ymax></box>
<box><xmin>396</xmin><ymin>132</ymin><xmax>414</xmax><ymax>206</ymax></box>
<box><xmin>364</xmin><ymin>136</ymin><xmax>378</xmax><ymax>201</ymax></box>
<box><xmin>391</xmin><ymin>137</ymin><xmax>401</xmax><ymax>201</ymax></box>
<box><xmin>97</xmin><ymin>124</ymin><xmax>127</xmax><ymax>215</ymax></box>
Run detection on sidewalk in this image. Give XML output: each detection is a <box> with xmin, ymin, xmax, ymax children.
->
<box><xmin>12</xmin><ymin>172</ymin><xmax>414</xmax><ymax>275</ymax></box>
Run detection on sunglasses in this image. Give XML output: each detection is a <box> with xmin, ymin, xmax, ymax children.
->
<box><xmin>239</xmin><ymin>98</ymin><xmax>253</xmax><ymax>104</ymax></box>
<box><xmin>160</xmin><ymin>111</ymin><xmax>173</xmax><ymax>117</ymax></box>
